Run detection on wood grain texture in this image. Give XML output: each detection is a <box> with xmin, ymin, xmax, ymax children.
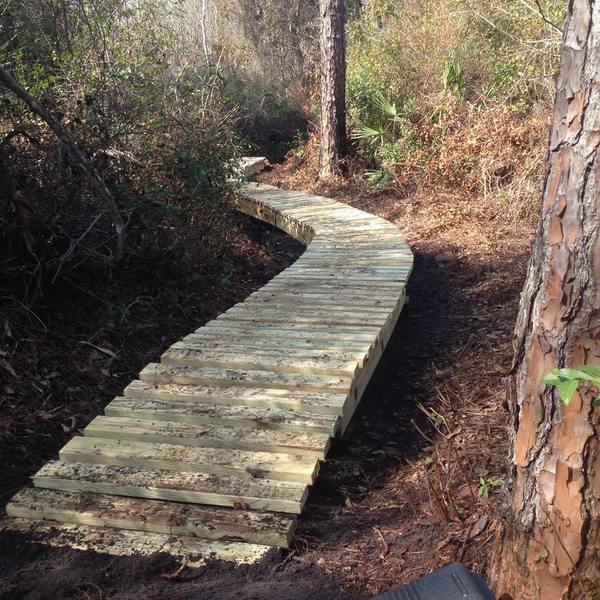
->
<box><xmin>60</xmin><ymin>436</ymin><xmax>320</xmax><ymax>482</ymax></box>
<box><xmin>34</xmin><ymin>461</ymin><xmax>308</xmax><ymax>513</ymax></box>
<box><xmin>7</xmin><ymin>487</ymin><xmax>295</xmax><ymax>546</ymax></box>
<box><xmin>0</xmin><ymin>518</ymin><xmax>274</xmax><ymax>564</ymax></box>
<box><xmin>105</xmin><ymin>396</ymin><xmax>340</xmax><ymax>434</ymax></box>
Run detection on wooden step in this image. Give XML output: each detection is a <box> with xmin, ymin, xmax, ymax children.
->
<box><xmin>60</xmin><ymin>437</ymin><xmax>319</xmax><ymax>483</ymax></box>
<box><xmin>140</xmin><ymin>363</ymin><xmax>353</xmax><ymax>395</ymax></box>
<box><xmin>181</xmin><ymin>333</ymin><xmax>372</xmax><ymax>355</ymax></box>
<box><xmin>230</xmin><ymin>298</ymin><xmax>393</xmax><ymax>315</ymax></box>
<box><xmin>84</xmin><ymin>416</ymin><xmax>331</xmax><ymax>458</ymax></box>
<box><xmin>34</xmin><ymin>461</ymin><xmax>308</xmax><ymax>514</ymax></box>
<box><xmin>0</xmin><ymin>518</ymin><xmax>273</xmax><ymax>565</ymax></box>
<box><xmin>217</xmin><ymin>306</ymin><xmax>389</xmax><ymax>327</ymax></box>
<box><xmin>200</xmin><ymin>321</ymin><xmax>381</xmax><ymax>341</ymax></box>
<box><xmin>245</xmin><ymin>291</ymin><xmax>398</xmax><ymax>309</ymax></box>
<box><xmin>123</xmin><ymin>380</ymin><xmax>348</xmax><ymax>416</ymax></box>
<box><xmin>243</xmin><ymin>296</ymin><xmax>396</xmax><ymax>312</ymax></box>
<box><xmin>171</xmin><ymin>339</ymin><xmax>368</xmax><ymax>366</ymax></box>
<box><xmin>105</xmin><ymin>396</ymin><xmax>340</xmax><ymax>435</ymax></box>
<box><xmin>161</xmin><ymin>344</ymin><xmax>360</xmax><ymax>376</ymax></box>
<box><xmin>7</xmin><ymin>487</ymin><xmax>296</xmax><ymax>547</ymax></box>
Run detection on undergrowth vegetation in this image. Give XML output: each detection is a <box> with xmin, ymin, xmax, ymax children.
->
<box><xmin>1</xmin><ymin>0</ymin><xmax>246</xmax><ymax>336</ymax></box>
<box><xmin>0</xmin><ymin>0</ymin><xmax>566</xmax><ymax>336</ymax></box>
<box><xmin>282</xmin><ymin>0</ymin><xmax>563</xmax><ymax>224</ymax></box>
<box><xmin>350</xmin><ymin>0</ymin><xmax>562</xmax><ymax>211</ymax></box>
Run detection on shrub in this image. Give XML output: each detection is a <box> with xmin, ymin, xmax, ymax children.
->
<box><xmin>0</xmin><ymin>0</ymin><xmax>244</xmax><ymax>332</ymax></box>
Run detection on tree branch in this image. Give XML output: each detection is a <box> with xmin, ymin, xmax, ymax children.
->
<box><xmin>517</xmin><ymin>0</ymin><xmax>563</xmax><ymax>35</ymax></box>
<box><xmin>0</xmin><ymin>65</ymin><xmax>126</xmax><ymax>261</ymax></box>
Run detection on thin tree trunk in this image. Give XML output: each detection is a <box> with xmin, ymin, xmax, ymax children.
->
<box><xmin>319</xmin><ymin>0</ymin><xmax>346</xmax><ymax>179</ymax></box>
<box><xmin>0</xmin><ymin>66</ymin><xmax>126</xmax><ymax>261</ymax></box>
<box><xmin>491</xmin><ymin>2</ymin><xmax>600</xmax><ymax>599</ymax></box>
<box><xmin>200</xmin><ymin>0</ymin><xmax>210</xmax><ymax>63</ymax></box>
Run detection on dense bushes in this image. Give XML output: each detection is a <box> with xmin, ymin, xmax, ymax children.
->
<box><xmin>1</xmin><ymin>0</ymin><xmax>246</xmax><ymax>331</ymax></box>
<box><xmin>341</xmin><ymin>0</ymin><xmax>563</xmax><ymax>203</ymax></box>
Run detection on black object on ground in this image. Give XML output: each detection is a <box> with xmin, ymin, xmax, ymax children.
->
<box><xmin>370</xmin><ymin>563</ymin><xmax>495</xmax><ymax>600</ymax></box>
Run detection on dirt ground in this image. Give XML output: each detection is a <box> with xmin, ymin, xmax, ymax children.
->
<box><xmin>0</xmin><ymin>171</ymin><xmax>534</xmax><ymax>599</ymax></box>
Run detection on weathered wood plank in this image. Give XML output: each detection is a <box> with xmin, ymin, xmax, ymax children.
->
<box><xmin>7</xmin><ymin>487</ymin><xmax>296</xmax><ymax>547</ymax></box>
<box><xmin>60</xmin><ymin>437</ymin><xmax>319</xmax><ymax>483</ymax></box>
<box><xmin>105</xmin><ymin>396</ymin><xmax>340</xmax><ymax>435</ymax></box>
<box><xmin>171</xmin><ymin>339</ymin><xmax>368</xmax><ymax>362</ymax></box>
<box><xmin>84</xmin><ymin>415</ymin><xmax>331</xmax><ymax>457</ymax></box>
<box><xmin>123</xmin><ymin>380</ymin><xmax>348</xmax><ymax>416</ymax></box>
<box><xmin>34</xmin><ymin>461</ymin><xmax>308</xmax><ymax>513</ymax></box>
<box><xmin>162</xmin><ymin>344</ymin><xmax>361</xmax><ymax>376</ymax></box>
<box><xmin>217</xmin><ymin>306</ymin><xmax>389</xmax><ymax>328</ymax></box>
<box><xmin>200</xmin><ymin>320</ymin><xmax>381</xmax><ymax>341</ymax></box>
<box><xmin>0</xmin><ymin>518</ymin><xmax>273</xmax><ymax>565</ymax></box>
<box><xmin>181</xmin><ymin>333</ymin><xmax>372</xmax><ymax>355</ymax></box>
<box><xmin>140</xmin><ymin>363</ymin><xmax>353</xmax><ymax>394</ymax></box>
<box><xmin>245</xmin><ymin>291</ymin><xmax>398</xmax><ymax>309</ymax></box>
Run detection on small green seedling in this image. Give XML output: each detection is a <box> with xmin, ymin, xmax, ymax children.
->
<box><xmin>478</xmin><ymin>475</ymin><xmax>504</xmax><ymax>499</ymax></box>
<box><xmin>542</xmin><ymin>365</ymin><xmax>600</xmax><ymax>407</ymax></box>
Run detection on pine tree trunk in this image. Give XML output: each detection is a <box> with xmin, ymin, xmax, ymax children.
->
<box><xmin>319</xmin><ymin>0</ymin><xmax>346</xmax><ymax>179</ymax></box>
<box><xmin>491</xmin><ymin>2</ymin><xmax>600</xmax><ymax>598</ymax></box>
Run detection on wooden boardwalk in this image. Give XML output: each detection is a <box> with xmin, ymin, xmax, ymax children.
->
<box><xmin>2</xmin><ymin>174</ymin><xmax>413</xmax><ymax>565</ymax></box>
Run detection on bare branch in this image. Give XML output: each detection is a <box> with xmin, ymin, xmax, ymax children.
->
<box><xmin>517</xmin><ymin>0</ymin><xmax>563</xmax><ymax>35</ymax></box>
<box><xmin>0</xmin><ymin>65</ymin><xmax>126</xmax><ymax>260</ymax></box>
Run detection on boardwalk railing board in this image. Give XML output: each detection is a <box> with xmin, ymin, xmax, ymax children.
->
<box><xmin>2</xmin><ymin>173</ymin><xmax>412</xmax><ymax>561</ymax></box>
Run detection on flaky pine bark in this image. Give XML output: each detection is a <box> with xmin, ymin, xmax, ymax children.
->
<box><xmin>319</xmin><ymin>0</ymin><xmax>346</xmax><ymax>179</ymax></box>
<box><xmin>491</xmin><ymin>2</ymin><xmax>600</xmax><ymax>599</ymax></box>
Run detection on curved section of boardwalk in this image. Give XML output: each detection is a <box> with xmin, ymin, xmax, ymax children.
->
<box><xmin>3</xmin><ymin>180</ymin><xmax>413</xmax><ymax>565</ymax></box>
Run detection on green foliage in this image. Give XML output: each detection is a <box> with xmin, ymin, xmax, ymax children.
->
<box><xmin>543</xmin><ymin>366</ymin><xmax>600</xmax><ymax>407</ymax></box>
<box><xmin>479</xmin><ymin>475</ymin><xmax>504</xmax><ymax>499</ymax></box>
<box><xmin>442</xmin><ymin>58</ymin><xmax>465</xmax><ymax>99</ymax></box>
<box><xmin>345</xmin><ymin>0</ymin><xmax>565</xmax><ymax>178</ymax></box>
<box><xmin>351</xmin><ymin>89</ymin><xmax>420</xmax><ymax>175</ymax></box>
<box><xmin>364</xmin><ymin>170</ymin><xmax>392</xmax><ymax>189</ymax></box>
<box><xmin>0</xmin><ymin>0</ymin><xmax>248</xmax><ymax>331</ymax></box>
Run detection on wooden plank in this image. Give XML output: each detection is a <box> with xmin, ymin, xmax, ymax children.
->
<box><xmin>216</xmin><ymin>307</ymin><xmax>389</xmax><ymax>328</ymax></box>
<box><xmin>240</xmin><ymin>156</ymin><xmax>268</xmax><ymax>177</ymax></box>
<box><xmin>181</xmin><ymin>333</ymin><xmax>373</xmax><ymax>354</ymax></box>
<box><xmin>34</xmin><ymin>461</ymin><xmax>308</xmax><ymax>514</ymax></box>
<box><xmin>200</xmin><ymin>320</ymin><xmax>381</xmax><ymax>340</ymax></box>
<box><xmin>245</xmin><ymin>291</ymin><xmax>398</xmax><ymax>309</ymax></box>
<box><xmin>60</xmin><ymin>436</ymin><xmax>319</xmax><ymax>483</ymax></box>
<box><xmin>195</xmin><ymin>325</ymin><xmax>378</xmax><ymax>344</ymax></box>
<box><xmin>161</xmin><ymin>344</ymin><xmax>360</xmax><ymax>376</ymax></box>
<box><xmin>228</xmin><ymin>298</ymin><xmax>393</xmax><ymax>315</ymax></box>
<box><xmin>1</xmin><ymin>518</ymin><xmax>273</xmax><ymax>565</ymax></box>
<box><xmin>262</xmin><ymin>279</ymin><xmax>406</xmax><ymax>293</ymax></box>
<box><xmin>7</xmin><ymin>487</ymin><xmax>295</xmax><ymax>547</ymax></box>
<box><xmin>270</xmin><ymin>273</ymin><xmax>408</xmax><ymax>286</ymax></box>
<box><xmin>123</xmin><ymin>380</ymin><xmax>348</xmax><ymax>416</ymax></box>
<box><xmin>221</xmin><ymin>303</ymin><xmax>393</xmax><ymax>318</ymax></box>
<box><xmin>140</xmin><ymin>363</ymin><xmax>353</xmax><ymax>394</ymax></box>
<box><xmin>84</xmin><ymin>416</ymin><xmax>331</xmax><ymax>458</ymax></box>
<box><xmin>171</xmin><ymin>339</ymin><xmax>368</xmax><ymax>363</ymax></box>
<box><xmin>105</xmin><ymin>396</ymin><xmax>340</xmax><ymax>435</ymax></box>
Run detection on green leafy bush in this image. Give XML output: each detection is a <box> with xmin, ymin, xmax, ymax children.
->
<box><xmin>345</xmin><ymin>0</ymin><xmax>564</xmax><ymax>186</ymax></box>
